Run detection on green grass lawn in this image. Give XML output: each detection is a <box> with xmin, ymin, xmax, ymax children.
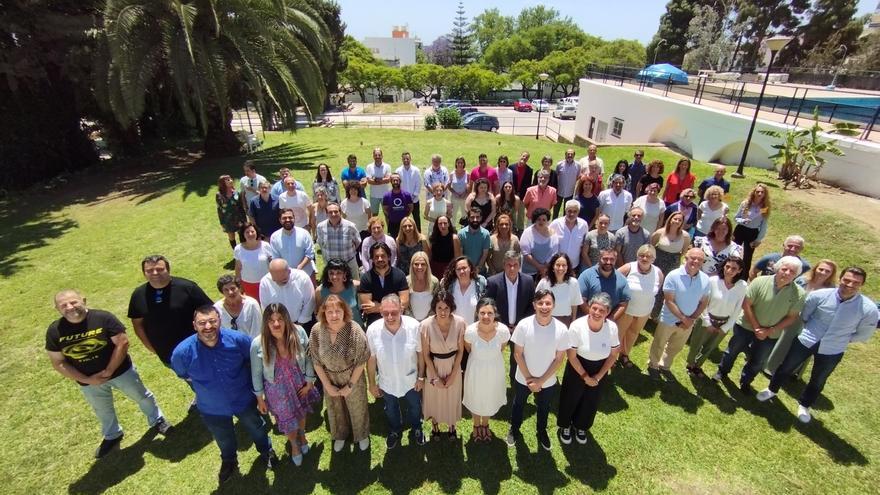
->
<box><xmin>1</xmin><ymin>128</ymin><xmax>878</xmax><ymax>494</ymax></box>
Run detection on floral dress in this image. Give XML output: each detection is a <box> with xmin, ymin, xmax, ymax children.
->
<box><xmin>264</xmin><ymin>355</ymin><xmax>321</xmax><ymax>434</ymax></box>
<box><xmin>216</xmin><ymin>191</ymin><xmax>247</xmax><ymax>233</ymax></box>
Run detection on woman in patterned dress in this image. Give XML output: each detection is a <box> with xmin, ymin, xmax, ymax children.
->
<box><xmin>250</xmin><ymin>304</ymin><xmax>320</xmax><ymax>466</ymax></box>
<box><xmin>216</xmin><ymin>174</ymin><xmax>247</xmax><ymax>250</ymax></box>
<box><xmin>310</xmin><ymin>295</ymin><xmax>371</xmax><ymax>453</ymax></box>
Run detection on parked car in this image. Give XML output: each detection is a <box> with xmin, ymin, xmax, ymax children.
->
<box><xmin>462</xmin><ymin>113</ymin><xmax>500</xmax><ymax>132</ymax></box>
<box><xmin>437</xmin><ymin>99</ymin><xmax>464</xmax><ymax>108</ymax></box>
<box><xmin>560</xmin><ymin>96</ymin><xmax>579</xmax><ymax>106</ymax></box>
<box><xmin>513</xmin><ymin>98</ymin><xmax>533</xmax><ymax>112</ymax></box>
<box><xmin>456</xmin><ymin>105</ymin><xmax>480</xmax><ymax>116</ymax></box>
<box><xmin>552</xmin><ymin>103</ymin><xmax>577</xmax><ymax>120</ymax></box>
<box><xmin>531</xmin><ymin>99</ymin><xmax>549</xmax><ymax>112</ymax></box>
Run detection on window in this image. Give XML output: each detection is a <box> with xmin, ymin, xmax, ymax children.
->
<box><xmin>611</xmin><ymin>118</ymin><xmax>624</xmax><ymax>138</ymax></box>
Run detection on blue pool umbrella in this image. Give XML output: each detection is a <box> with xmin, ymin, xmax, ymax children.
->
<box><xmin>637</xmin><ymin>63</ymin><xmax>690</xmax><ymax>85</ymax></box>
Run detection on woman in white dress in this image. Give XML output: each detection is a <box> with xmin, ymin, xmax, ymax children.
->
<box><xmin>462</xmin><ymin>298</ymin><xmax>510</xmax><ymax>442</ymax></box>
<box><xmin>449</xmin><ymin>157</ymin><xmax>470</xmax><ymax>225</ymax></box>
<box><xmin>341</xmin><ymin>183</ymin><xmax>372</xmax><ymax>235</ymax></box>
<box><xmin>615</xmin><ymin>245</ymin><xmax>664</xmax><ymax>368</ymax></box>
<box><xmin>407</xmin><ymin>251</ymin><xmax>438</xmax><ymax>320</ymax></box>
<box><xmin>423</xmin><ymin>182</ymin><xmax>452</xmax><ymax>236</ymax></box>
<box><xmin>694</xmin><ymin>185</ymin><xmax>729</xmax><ymax>237</ymax></box>
<box><xmin>632</xmin><ymin>182</ymin><xmax>666</xmax><ymax>233</ymax></box>
<box><xmin>535</xmin><ymin>253</ymin><xmax>583</xmax><ymax>326</ymax></box>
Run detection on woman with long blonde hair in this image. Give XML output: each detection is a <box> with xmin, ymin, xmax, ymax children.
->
<box><xmin>733</xmin><ymin>183</ymin><xmax>771</xmax><ymax>269</ymax></box>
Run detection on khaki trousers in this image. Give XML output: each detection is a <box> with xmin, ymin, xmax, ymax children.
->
<box><xmin>648</xmin><ymin>322</ymin><xmax>692</xmax><ymax>370</ymax></box>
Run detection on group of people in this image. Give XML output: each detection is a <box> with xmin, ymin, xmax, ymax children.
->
<box><xmin>47</xmin><ymin>146</ymin><xmax>878</xmax><ymax>485</ymax></box>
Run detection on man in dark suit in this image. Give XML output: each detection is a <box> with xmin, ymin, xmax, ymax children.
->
<box><xmin>511</xmin><ymin>151</ymin><xmax>534</xmax><ymax>200</ymax></box>
<box><xmin>485</xmin><ymin>250</ymin><xmax>536</xmax><ymax>381</ymax></box>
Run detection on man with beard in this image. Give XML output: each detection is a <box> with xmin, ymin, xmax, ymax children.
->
<box><xmin>578</xmin><ymin>249</ymin><xmax>630</xmax><ymax>321</ymax></box>
<box><xmin>358</xmin><ymin>242</ymin><xmax>410</xmax><ymax>326</ymax></box>
<box><xmin>382</xmin><ymin>173</ymin><xmax>414</xmax><ymax>238</ymax></box>
<box><xmin>458</xmin><ymin>208</ymin><xmax>490</xmax><ymax>273</ymax></box>
<box><xmin>269</xmin><ymin>208</ymin><xmax>316</xmax><ymax>278</ymax></box>
<box><xmin>128</xmin><ymin>254</ymin><xmax>213</xmax><ymax>376</ymax></box>
<box><xmin>247</xmin><ymin>181</ymin><xmax>280</xmax><ymax>239</ymax></box>
<box><xmin>47</xmin><ymin>290</ymin><xmax>171</xmax><ymax>458</ymax></box>
<box><xmin>614</xmin><ymin>207</ymin><xmax>650</xmax><ymax>265</ymax></box>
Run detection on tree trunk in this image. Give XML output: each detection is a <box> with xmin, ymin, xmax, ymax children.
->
<box><xmin>203</xmin><ymin>102</ymin><xmax>241</xmax><ymax>157</ymax></box>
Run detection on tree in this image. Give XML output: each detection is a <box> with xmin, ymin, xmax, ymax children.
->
<box><xmin>456</xmin><ymin>65</ymin><xmax>507</xmax><ymax>100</ymax></box>
<box><xmin>424</xmin><ymin>36</ymin><xmax>454</xmax><ymax>66</ymax></box>
<box><xmin>647</xmin><ymin>0</ymin><xmax>702</xmax><ymax>66</ymax></box>
<box><xmin>100</xmin><ymin>0</ymin><xmax>332</xmax><ymax>156</ymax></box>
<box><xmin>368</xmin><ymin>65</ymin><xmax>404</xmax><ymax>101</ymax></box>
<box><xmin>734</xmin><ymin>0</ymin><xmax>808</xmax><ymax>69</ymax></box>
<box><xmin>451</xmin><ymin>1</ymin><xmax>474</xmax><ymax>65</ymax></box>
<box><xmin>516</xmin><ymin>5</ymin><xmax>575</xmax><ymax>31</ymax></box>
<box><xmin>401</xmin><ymin>64</ymin><xmax>446</xmax><ymax>102</ymax></box>
<box><xmin>471</xmin><ymin>8</ymin><xmax>514</xmax><ymax>55</ymax></box>
<box><xmin>682</xmin><ymin>4</ymin><xmax>738</xmax><ymax>72</ymax></box>
<box><xmin>852</xmin><ymin>30</ymin><xmax>880</xmax><ymax>71</ymax></box>
<box><xmin>307</xmin><ymin>0</ymin><xmax>347</xmax><ymax>110</ymax></box>
<box><xmin>509</xmin><ymin>59</ymin><xmax>540</xmax><ymax>99</ymax></box>
<box><xmin>790</xmin><ymin>0</ymin><xmax>862</xmax><ymax>67</ymax></box>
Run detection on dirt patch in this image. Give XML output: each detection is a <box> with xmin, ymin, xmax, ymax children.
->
<box><xmin>783</xmin><ymin>183</ymin><xmax>880</xmax><ymax>234</ymax></box>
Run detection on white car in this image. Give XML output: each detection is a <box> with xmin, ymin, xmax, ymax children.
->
<box><xmin>531</xmin><ymin>99</ymin><xmax>549</xmax><ymax>112</ymax></box>
<box><xmin>560</xmin><ymin>96</ymin><xmax>579</xmax><ymax>106</ymax></box>
<box><xmin>552</xmin><ymin>103</ymin><xmax>577</xmax><ymax>120</ymax></box>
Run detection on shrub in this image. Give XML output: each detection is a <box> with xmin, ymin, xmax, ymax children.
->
<box><xmin>436</xmin><ymin>107</ymin><xmax>462</xmax><ymax>129</ymax></box>
<box><xmin>424</xmin><ymin>114</ymin><xmax>437</xmax><ymax>130</ymax></box>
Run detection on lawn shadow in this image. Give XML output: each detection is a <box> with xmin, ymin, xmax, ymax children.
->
<box><xmin>513</xmin><ymin>439</ymin><xmax>568</xmax><ymax>495</ymax></box>
<box><xmin>657</xmin><ymin>373</ymin><xmax>704</xmax><ymax>414</ymax></box>
<box><xmin>212</xmin><ymin>454</ymin><xmax>273</xmax><ymax>495</ymax></box>
<box><xmin>423</xmin><ymin>435</ymin><xmax>466</xmax><ymax>493</ymax></box>
<box><xmin>0</xmin><ymin>140</ymin><xmax>331</xmax><ymax>277</ymax></box>
<box><xmin>690</xmin><ymin>376</ymin><xmax>737</xmax><ymax>415</ymax></box>
<box><xmin>321</xmin><ymin>445</ymin><xmax>376</xmax><ymax>493</ymax></box>
<box><xmin>612</xmin><ymin>366</ymin><xmax>658</xmax><ymax>400</ymax></box>
<box><xmin>562</xmin><ymin>432</ymin><xmax>617</xmax><ymax>491</ymax></box>
<box><xmin>463</xmin><ymin>433</ymin><xmax>512</xmax><ymax>494</ymax></box>
<box><xmin>146</xmin><ymin>413</ymin><xmax>213</xmax><ymax>462</ymax></box>
<box><xmin>376</xmin><ymin>440</ymin><xmax>427</xmax><ymax>493</ymax></box>
<box><xmin>267</xmin><ymin>443</ymin><xmax>324</xmax><ymax>494</ymax></box>
<box><xmin>598</xmin><ymin>376</ymin><xmax>629</xmax><ymax>414</ymax></box>
<box><xmin>67</xmin><ymin>430</ymin><xmax>155</xmax><ymax>494</ymax></box>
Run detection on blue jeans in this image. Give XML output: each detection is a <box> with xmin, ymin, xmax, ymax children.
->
<box><xmin>510</xmin><ymin>381</ymin><xmax>557</xmax><ymax>433</ymax></box>
<box><xmin>200</xmin><ymin>404</ymin><xmax>273</xmax><ymax>462</ymax></box>
<box><xmin>716</xmin><ymin>324</ymin><xmax>776</xmax><ymax>387</ymax></box>
<box><xmin>80</xmin><ymin>366</ymin><xmax>163</xmax><ymax>440</ymax></box>
<box><xmin>381</xmin><ymin>388</ymin><xmax>422</xmax><ymax>434</ymax></box>
<box><xmin>768</xmin><ymin>339</ymin><xmax>844</xmax><ymax>408</ymax></box>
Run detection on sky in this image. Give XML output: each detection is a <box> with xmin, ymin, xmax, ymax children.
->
<box><xmin>338</xmin><ymin>0</ymin><xmax>879</xmax><ymax>46</ymax></box>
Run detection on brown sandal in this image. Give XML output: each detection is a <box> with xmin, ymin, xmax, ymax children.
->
<box><xmin>483</xmin><ymin>425</ymin><xmax>495</xmax><ymax>441</ymax></box>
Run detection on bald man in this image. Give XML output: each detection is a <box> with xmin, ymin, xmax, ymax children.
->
<box><xmin>697</xmin><ymin>165</ymin><xmax>730</xmax><ymax>202</ymax></box>
<box><xmin>47</xmin><ymin>290</ymin><xmax>171</xmax><ymax>458</ymax></box>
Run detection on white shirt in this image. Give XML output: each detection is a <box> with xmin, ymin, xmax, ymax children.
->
<box><xmin>366</xmin><ymin>315</ymin><xmax>422</xmax><ymax>397</ymax></box>
<box><xmin>569</xmin><ymin>316</ymin><xmax>619</xmax><ymax>361</ymax></box>
<box><xmin>555</xmin><ymin>160</ymin><xmax>581</xmax><ymax>198</ymax></box>
<box><xmin>579</xmin><ymin>156</ymin><xmax>605</xmax><ymax>176</ymax></box>
<box><xmin>505</xmin><ymin>275</ymin><xmax>519</xmax><ymax>325</ymax></box>
<box><xmin>278</xmin><ymin>190</ymin><xmax>311</xmax><ymax>228</ymax></box>
<box><xmin>360</xmin><ymin>235</ymin><xmax>398</xmax><ymax>272</ymax></box>
<box><xmin>702</xmin><ymin>277</ymin><xmax>748</xmax><ymax>333</ymax></box>
<box><xmin>366</xmin><ymin>162</ymin><xmax>392</xmax><ymax>199</ymax></box>
<box><xmin>258</xmin><ymin>268</ymin><xmax>315</xmax><ymax>324</ymax></box>
<box><xmin>597</xmin><ymin>188</ymin><xmax>633</xmax><ymax>231</ymax></box>
<box><xmin>396</xmin><ymin>164</ymin><xmax>422</xmax><ymax>201</ymax></box>
<box><xmin>510</xmin><ymin>315</ymin><xmax>569</xmax><ymax>387</ymax></box>
<box><xmin>453</xmin><ymin>280</ymin><xmax>479</xmax><ymax>325</ymax></box>
<box><xmin>214</xmin><ymin>296</ymin><xmax>263</xmax><ymax>338</ymax></box>
<box><xmin>633</xmin><ymin>195</ymin><xmax>666</xmax><ymax>232</ymax></box>
<box><xmin>268</xmin><ymin>226</ymin><xmax>316</xmax><ymax>276</ymax></box>
<box><xmin>341</xmin><ymin>197</ymin><xmax>371</xmax><ymax>232</ymax></box>
<box><xmin>240</xmin><ymin>173</ymin><xmax>267</xmax><ymax>204</ymax></box>
<box><xmin>233</xmin><ymin>241</ymin><xmax>274</xmax><ymax>283</ymax></box>
<box><xmin>549</xmin><ymin>217</ymin><xmax>588</xmax><ymax>269</ymax></box>
<box><xmin>535</xmin><ymin>278</ymin><xmax>583</xmax><ymax>317</ymax></box>
<box><xmin>696</xmin><ymin>201</ymin><xmax>729</xmax><ymax>234</ymax></box>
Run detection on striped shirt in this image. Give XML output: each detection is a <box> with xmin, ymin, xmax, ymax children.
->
<box><xmin>315</xmin><ymin>218</ymin><xmax>360</xmax><ymax>262</ymax></box>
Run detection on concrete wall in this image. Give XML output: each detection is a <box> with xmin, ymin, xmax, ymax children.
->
<box><xmin>574</xmin><ymin>79</ymin><xmax>880</xmax><ymax>198</ymax></box>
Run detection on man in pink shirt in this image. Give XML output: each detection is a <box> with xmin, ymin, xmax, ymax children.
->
<box><xmin>523</xmin><ymin>170</ymin><xmax>557</xmax><ymax>223</ymax></box>
<box><xmin>469</xmin><ymin>153</ymin><xmax>499</xmax><ymax>195</ymax></box>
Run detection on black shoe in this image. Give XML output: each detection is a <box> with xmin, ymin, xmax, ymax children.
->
<box><xmin>558</xmin><ymin>427</ymin><xmax>572</xmax><ymax>445</ymax></box>
<box><xmin>575</xmin><ymin>429</ymin><xmax>588</xmax><ymax>445</ymax></box>
<box><xmin>647</xmin><ymin>367</ymin><xmax>661</xmax><ymax>381</ymax></box>
<box><xmin>94</xmin><ymin>434</ymin><xmax>123</xmax><ymax>459</ymax></box>
<box><xmin>660</xmin><ymin>369</ymin><xmax>676</xmax><ymax>382</ymax></box>
<box><xmin>218</xmin><ymin>460</ymin><xmax>238</xmax><ymax>483</ymax></box>
<box><xmin>409</xmin><ymin>429</ymin><xmax>426</xmax><ymax>446</ymax></box>
<box><xmin>537</xmin><ymin>430</ymin><xmax>552</xmax><ymax>451</ymax></box>
<box><xmin>154</xmin><ymin>417</ymin><xmax>172</xmax><ymax>435</ymax></box>
<box><xmin>739</xmin><ymin>382</ymin><xmax>755</xmax><ymax>396</ymax></box>
<box><xmin>264</xmin><ymin>450</ymin><xmax>280</xmax><ymax>470</ymax></box>
<box><xmin>386</xmin><ymin>432</ymin><xmax>400</xmax><ymax>450</ymax></box>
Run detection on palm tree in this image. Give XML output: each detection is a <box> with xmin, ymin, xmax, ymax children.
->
<box><xmin>97</xmin><ymin>0</ymin><xmax>331</xmax><ymax>156</ymax></box>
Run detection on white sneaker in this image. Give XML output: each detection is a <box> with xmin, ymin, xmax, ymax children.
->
<box><xmin>797</xmin><ymin>405</ymin><xmax>812</xmax><ymax>423</ymax></box>
<box><xmin>756</xmin><ymin>389</ymin><xmax>776</xmax><ymax>402</ymax></box>
<box><xmin>358</xmin><ymin>438</ymin><xmax>370</xmax><ymax>451</ymax></box>
<box><xmin>333</xmin><ymin>440</ymin><xmax>345</xmax><ymax>452</ymax></box>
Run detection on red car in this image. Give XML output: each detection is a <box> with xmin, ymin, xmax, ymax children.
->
<box><xmin>513</xmin><ymin>98</ymin><xmax>533</xmax><ymax>112</ymax></box>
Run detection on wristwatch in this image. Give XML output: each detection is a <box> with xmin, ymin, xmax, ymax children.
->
<box><xmin>417</xmin><ymin>376</ymin><xmax>426</xmax><ymax>381</ymax></box>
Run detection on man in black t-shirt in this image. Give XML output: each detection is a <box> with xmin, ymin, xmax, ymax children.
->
<box><xmin>358</xmin><ymin>242</ymin><xmax>409</xmax><ymax>326</ymax></box>
<box><xmin>128</xmin><ymin>255</ymin><xmax>213</xmax><ymax>365</ymax></box>
<box><xmin>47</xmin><ymin>290</ymin><xmax>171</xmax><ymax>458</ymax></box>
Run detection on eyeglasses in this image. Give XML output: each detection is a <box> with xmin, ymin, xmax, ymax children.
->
<box><xmin>195</xmin><ymin>318</ymin><xmax>219</xmax><ymax>328</ymax></box>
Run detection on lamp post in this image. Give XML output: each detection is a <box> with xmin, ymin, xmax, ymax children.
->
<box><xmin>359</xmin><ymin>84</ymin><xmax>365</xmax><ymax>113</ymax></box>
<box><xmin>534</xmin><ymin>72</ymin><xmax>549</xmax><ymax>140</ymax></box>
<box><xmin>652</xmin><ymin>39</ymin><xmax>667</xmax><ymax>66</ymax></box>
<box><xmin>828</xmin><ymin>44</ymin><xmax>848</xmax><ymax>90</ymax></box>
<box><xmin>733</xmin><ymin>35</ymin><xmax>792</xmax><ymax>178</ymax></box>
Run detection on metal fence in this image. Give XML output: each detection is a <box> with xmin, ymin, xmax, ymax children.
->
<box><xmin>584</xmin><ymin>65</ymin><xmax>880</xmax><ymax>141</ymax></box>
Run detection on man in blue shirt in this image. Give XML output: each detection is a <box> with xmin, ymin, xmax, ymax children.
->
<box><xmin>758</xmin><ymin>267</ymin><xmax>878</xmax><ymax>423</ymax></box>
<box><xmin>696</xmin><ymin>165</ymin><xmax>730</xmax><ymax>202</ymax></box>
<box><xmin>749</xmin><ymin>235</ymin><xmax>810</xmax><ymax>280</ymax></box>
<box><xmin>270</xmin><ymin>167</ymin><xmax>304</xmax><ymax>199</ymax></box>
<box><xmin>248</xmin><ymin>181</ymin><xmax>280</xmax><ymax>239</ymax></box>
<box><xmin>647</xmin><ymin>248</ymin><xmax>711</xmax><ymax>381</ymax></box>
<box><xmin>341</xmin><ymin>154</ymin><xmax>368</xmax><ymax>198</ymax></box>
<box><xmin>171</xmin><ymin>305</ymin><xmax>278</xmax><ymax>483</ymax></box>
<box><xmin>458</xmin><ymin>208</ymin><xmax>490</xmax><ymax>272</ymax></box>
<box><xmin>577</xmin><ymin>249</ymin><xmax>630</xmax><ymax>320</ymax></box>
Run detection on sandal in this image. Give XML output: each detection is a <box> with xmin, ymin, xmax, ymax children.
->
<box><xmin>470</xmin><ymin>428</ymin><xmax>481</xmax><ymax>442</ymax></box>
<box><xmin>448</xmin><ymin>428</ymin><xmax>458</xmax><ymax>441</ymax></box>
<box><xmin>483</xmin><ymin>425</ymin><xmax>494</xmax><ymax>442</ymax></box>
<box><xmin>431</xmin><ymin>426</ymin><xmax>441</xmax><ymax>442</ymax></box>
<box><xmin>619</xmin><ymin>355</ymin><xmax>634</xmax><ymax>368</ymax></box>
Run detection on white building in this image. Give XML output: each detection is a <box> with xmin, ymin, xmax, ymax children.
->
<box><xmin>363</xmin><ymin>25</ymin><xmax>417</xmax><ymax>67</ymax></box>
